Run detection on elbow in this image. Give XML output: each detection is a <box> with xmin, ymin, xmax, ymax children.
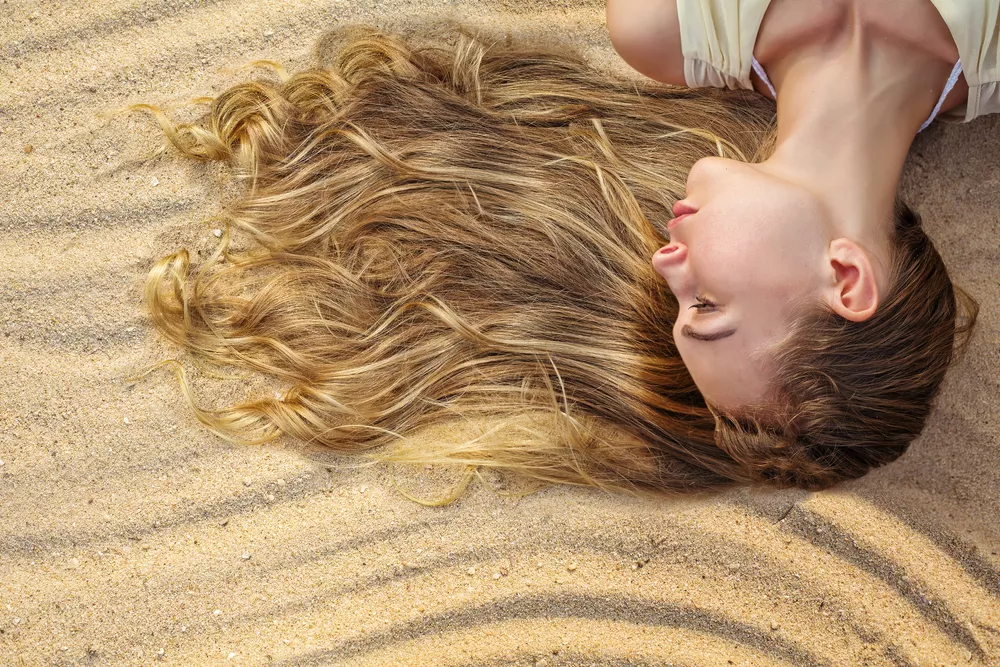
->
<box><xmin>605</xmin><ymin>0</ymin><xmax>639</xmax><ymax>64</ymax></box>
<box><xmin>605</xmin><ymin>0</ymin><xmax>686</xmax><ymax>85</ymax></box>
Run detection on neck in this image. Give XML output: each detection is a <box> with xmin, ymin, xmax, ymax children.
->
<box><xmin>759</xmin><ymin>28</ymin><xmax>951</xmax><ymax>249</ymax></box>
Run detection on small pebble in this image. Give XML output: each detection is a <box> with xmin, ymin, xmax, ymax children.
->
<box><xmin>263</xmin><ymin>28</ymin><xmax>274</xmax><ymax>37</ymax></box>
<box><xmin>358</xmin><ymin>485</ymin><xmax>366</xmax><ymax>493</ymax></box>
<box><xmin>492</xmin><ymin>572</ymin><xmax>501</xmax><ymax>580</ymax></box>
<box><xmin>13</xmin><ymin>618</ymin><xmax>21</xmax><ymax>625</ymax></box>
<box><xmin>566</xmin><ymin>562</ymin><xmax>577</xmax><ymax>572</ymax></box>
<box><xmin>212</xmin><ymin>229</ymin><xmax>222</xmax><ymax>238</ymax></box>
<box><xmin>67</xmin><ymin>557</ymin><xmax>80</xmax><ymax>569</ymax></box>
<box><xmin>0</xmin><ymin>459</ymin><xmax>5</xmax><ymax>466</ymax></box>
<box><xmin>213</xmin><ymin>609</ymin><xmax>222</xmax><ymax>616</ymax></box>
<box><xmin>770</xmin><ymin>620</ymin><xmax>780</xmax><ymax>631</ymax></box>
<box><xmin>467</xmin><ymin>567</ymin><xmax>476</xmax><ymax>576</ymax></box>
<box><xmin>243</xmin><ymin>477</ymin><xmax>252</xmax><ymax>486</ymax></box>
<box><xmin>150</xmin><ymin>177</ymin><xmax>159</xmax><ymax>187</ymax></box>
<box><xmin>228</xmin><ymin>652</ymin><xmax>236</xmax><ymax>660</ymax></box>
<box><xmin>157</xmin><ymin>648</ymin><xmax>165</xmax><ymax>656</ymax></box>
<box><xmin>123</xmin><ymin>417</ymin><xmax>131</xmax><ymax>425</ymax></box>
<box><xmin>241</xmin><ymin>552</ymin><xmax>251</xmax><ymax>561</ymax></box>
<box><xmin>276</xmin><ymin>478</ymin><xmax>286</xmax><ymax>486</ymax></box>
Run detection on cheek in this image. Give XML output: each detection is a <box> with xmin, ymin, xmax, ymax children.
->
<box><xmin>689</xmin><ymin>238</ymin><xmax>761</xmax><ymax>292</ymax></box>
<box><xmin>705</xmin><ymin>228</ymin><xmax>817</xmax><ymax>295</ymax></box>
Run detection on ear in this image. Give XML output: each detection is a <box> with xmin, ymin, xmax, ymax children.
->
<box><xmin>824</xmin><ymin>238</ymin><xmax>880</xmax><ymax>322</ymax></box>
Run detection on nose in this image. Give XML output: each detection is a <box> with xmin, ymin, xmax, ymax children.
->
<box><xmin>651</xmin><ymin>242</ymin><xmax>687</xmax><ymax>275</ymax></box>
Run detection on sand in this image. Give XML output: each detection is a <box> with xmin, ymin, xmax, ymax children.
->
<box><xmin>1</xmin><ymin>1</ymin><xmax>998</xmax><ymax>665</ymax></box>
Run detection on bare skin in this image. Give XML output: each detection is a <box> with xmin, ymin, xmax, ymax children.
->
<box><xmin>606</xmin><ymin>0</ymin><xmax>968</xmax><ymax>409</ymax></box>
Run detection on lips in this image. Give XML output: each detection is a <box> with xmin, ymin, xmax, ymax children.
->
<box><xmin>668</xmin><ymin>201</ymin><xmax>697</xmax><ymax>230</ymax></box>
<box><xmin>672</xmin><ymin>200</ymin><xmax>697</xmax><ymax>217</ymax></box>
<box><xmin>667</xmin><ymin>213</ymin><xmax>692</xmax><ymax>230</ymax></box>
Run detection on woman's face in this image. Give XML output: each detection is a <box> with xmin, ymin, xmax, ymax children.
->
<box><xmin>653</xmin><ymin>156</ymin><xmax>834</xmax><ymax>410</ymax></box>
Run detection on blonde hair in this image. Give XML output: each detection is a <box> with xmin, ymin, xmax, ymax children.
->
<box><xmin>140</xmin><ymin>26</ymin><xmax>970</xmax><ymax>498</ymax></box>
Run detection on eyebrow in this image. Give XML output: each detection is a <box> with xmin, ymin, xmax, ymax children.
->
<box><xmin>681</xmin><ymin>325</ymin><xmax>737</xmax><ymax>342</ymax></box>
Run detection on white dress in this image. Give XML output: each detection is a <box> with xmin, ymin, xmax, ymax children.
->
<box><xmin>676</xmin><ymin>0</ymin><xmax>1000</xmax><ymax>123</ymax></box>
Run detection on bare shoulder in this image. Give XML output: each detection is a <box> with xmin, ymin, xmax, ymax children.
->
<box><xmin>605</xmin><ymin>0</ymin><xmax>686</xmax><ymax>85</ymax></box>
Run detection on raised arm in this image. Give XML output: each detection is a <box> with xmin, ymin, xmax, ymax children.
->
<box><xmin>605</xmin><ymin>0</ymin><xmax>687</xmax><ymax>85</ymax></box>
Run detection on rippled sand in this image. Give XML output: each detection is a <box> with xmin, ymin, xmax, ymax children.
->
<box><xmin>2</xmin><ymin>1</ymin><xmax>999</xmax><ymax>664</ymax></box>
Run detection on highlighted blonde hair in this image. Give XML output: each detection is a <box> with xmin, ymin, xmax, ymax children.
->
<box><xmin>141</xmin><ymin>26</ymin><xmax>973</xmax><ymax>498</ymax></box>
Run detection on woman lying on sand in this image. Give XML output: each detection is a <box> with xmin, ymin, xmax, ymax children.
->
<box><xmin>138</xmin><ymin>22</ymin><xmax>977</xmax><ymax>499</ymax></box>
<box><xmin>605</xmin><ymin>0</ymin><xmax>995</xmax><ymax>411</ymax></box>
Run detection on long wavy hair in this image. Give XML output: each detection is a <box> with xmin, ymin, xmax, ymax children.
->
<box><xmin>139</xmin><ymin>26</ymin><xmax>975</xmax><ymax>499</ymax></box>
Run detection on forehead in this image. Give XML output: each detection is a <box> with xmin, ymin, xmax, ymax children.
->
<box><xmin>679</xmin><ymin>328</ymin><xmax>775</xmax><ymax>409</ymax></box>
<box><xmin>676</xmin><ymin>294</ymin><xmax>799</xmax><ymax>410</ymax></box>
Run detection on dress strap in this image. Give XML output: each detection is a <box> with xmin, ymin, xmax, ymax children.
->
<box><xmin>751</xmin><ymin>57</ymin><xmax>777</xmax><ymax>100</ymax></box>
<box><xmin>918</xmin><ymin>60</ymin><xmax>964</xmax><ymax>132</ymax></box>
<box><xmin>752</xmin><ymin>57</ymin><xmax>963</xmax><ymax>133</ymax></box>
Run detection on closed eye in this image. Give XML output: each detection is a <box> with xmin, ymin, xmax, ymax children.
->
<box><xmin>689</xmin><ymin>295</ymin><xmax>719</xmax><ymax>311</ymax></box>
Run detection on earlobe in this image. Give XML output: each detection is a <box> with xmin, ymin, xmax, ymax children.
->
<box><xmin>825</xmin><ymin>239</ymin><xmax>880</xmax><ymax>322</ymax></box>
